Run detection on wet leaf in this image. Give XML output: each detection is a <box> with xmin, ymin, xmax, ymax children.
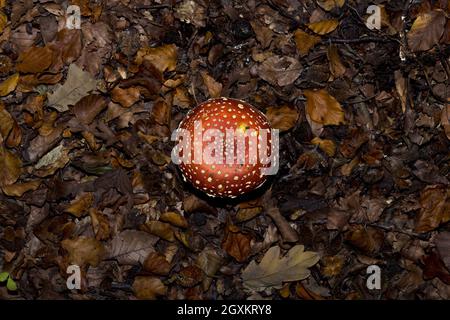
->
<box><xmin>6</xmin><ymin>277</ymin><xmax>17</xmax><ymax>291</ymax></box>
<box><xmin>242</xmin><ymin>245</ymin><xmax>320</xmax><ymax>291</ymax></box>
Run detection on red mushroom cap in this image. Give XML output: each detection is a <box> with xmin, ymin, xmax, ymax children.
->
<box><xmin>174</xmin><ymin>97</ymin><xmax>275</xmax><ymax>198</ymax></box>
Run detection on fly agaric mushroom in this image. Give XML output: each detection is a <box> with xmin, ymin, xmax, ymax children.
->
<box><xmin>172</xmin><ymin>97</ymin><xmax>279</xmax><ymax>198</ymax></box>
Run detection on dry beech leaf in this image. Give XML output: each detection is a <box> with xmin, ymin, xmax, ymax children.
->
<box><xmin>174</xmin><ymin>0</ymin><xmax>206</xmax><ymax>28</ymax></box>
<box><xmin>0</xmin><ymin>146</ymin><xmax>22</xmax><ymax>187</ymax></box>
<box><xmin>16</xmin><ymin>46</ymin><xmax>53</xmax><ymax>73</ymax></box>
<box><xmin>0</xmin><ymin>73</ymin><xmax>19</xmax><ymax>96</ymax></box>
<box><xmin>0</xmin><ymin>10</ymin><xmax>6</xmax><ymax>33</ymax></box>
<box><xmin>1</xmin><ymin>180</ymin><xmax>40</xmax><ymax>197</ymax></box>
<box><xmin>407</xmin><ymin>9</ymin><xmax>446</xmax><ymax>52</ymax></box>
<box><xmin>321</xmin><ymin>255</ymin><xmax>344</xmax><ymax>277</ymax></box>
<box><xmin>111</xmin><ymin>86</ymin><xmax>140</xmax><ymax>108</ymax></box>
<box><xmin>132</xmin><ymin>276</ymin><xmax>167</xmax><ymax>300</ymax></box>
<box><xmin>317</xmin><ymin>0</ymin><xmax>345</xmax><ymax>11</ymax></box>
<box><xmin>172</xmin><ymin>86</ymin><xmax>192</xmax><ymax>108</ymax></box>
<box><xmin>307</xmin><ymin>19</ymin><xmax>339</xmax><ymax>35</ymax></box>
<box><xmin>257</xmin><ymin>55</ymin><xmax>302</xmax><ymax>87</ymax></box>
<box><xmin>436</xmin><ymin>232</ymin><xmax>450</xmax><ymax>270</ymax></box>
<box><xmin>52</xmin><ymin>29</ymin><xmax>82</xmax><ymax>64</ymax></box>
<box><xmin>304</xmin><ymin>89</ymin><xmax>345</xmax><ymax>125</ymax></box>
<box><xmin>142</xmin><ymin>221</ymin><xmax>176</xmax><ymax>242</ymax></box>
<box><xmin>64</xmin><ymin>192</ymin><xmax>94</xmax><ymax>218</ymax></box>
<box><xmin>327</xmin><ymin>45</ymin><xmax>346</xmax><ymax>78</ymax></box>
<box><xmin>236</xmin><ymin>206</ymin><xmax>263</xmax><ymax>223</ymax></box>
<box><xmin>311</xmin><ymin>137</ymin><xmax>336</xmax><ymax>156</ymax></box>
<box><xmin>151</xmin><ymin>99</ymin><xmax>170</xmax><ymax>126</ymax></box>
<box><xmin>441</xmin><ymin>104</ymin><xmax>450</xmax><ymax>140</ymax></box>
<box><xmin>73</xmin><ymin>94</ymin><xmax>107</xmax><ymax>125</ymax></box>
<box><xmin>201</xmin><ymin>71</ymin><xmax>222</xmax><ymax>98</ymax></box>
<box><xmin>266</xmin><ymin>105</ymin><xmax>299</xmax><ymax>132</ymax></box>
<box><xmin>159</xmin><ymin>211</ymin><xmax>188</xmax><ymax>229</ymax></box>
<box><xmin>294</xmin><ymin>29</ymin><xmax>321</xmax><ymax>56</ymax></box>
<box><xmin>196</xmin><ymin>247</ymin><xmax>223</xmax><ymax>291</ymax></box>
<box><xmin>89</xmin><ymin>208</ymin><xmax>110</xmax><ymax>241</ymax></box>
<box><xmin>176</xmin><ymin>265</ymin><xmax>204</xmax><ymax>287</ymax></box>
<box><xmin>242</xmin><ymin>245</ymin><xmax>320</xmax><ymax>291</ymax></box>
<box><xmin>345</xmin><ymin>225</ymin><xmax>384</xmax><ymax>254</ymax></box>
<box><xmin>415</xmin><ymin>185</ymin><xmax>450</xmax><ymax>233</ymax></box>
<box><xmin>222</xmin><ymin>224</ymin><xmax>252</xmax><ymax>262</ymax></box>
<box><xmin>0</xmin><ymin>102</ymin><xmax>13</xmax><ymax>137</ymax></box>
<box><xmin>395</xmin><ymin>70</ymin><xmax>407</xmax><ymax>113</ymax></box>
<box><xmin>47</xmin><ymin>64</ymin><xmax>98</xmax><ymax>112</ymax></box>
<box><xmin>143</xmin><ymin>252</ymin><xmax>172</xmax><ymax>275</ymax></box>
<box><xmin>61</xmin><ymin>236</ymin><xmax>105</xmax><ymax>268</ymax></box>
<box><xmin>107</xmin><ymin>230</ymin><xmax>158</xmax><ymax>265</ymax></box>
<box><xmin>135</xmin><ymin>44</ymin><xmax>177</xmax><ymax>73</ymax></box>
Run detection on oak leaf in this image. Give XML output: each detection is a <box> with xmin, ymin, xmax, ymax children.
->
<box><xmin>241</xmin><ymin>245</ymin><xmax>319</xmax><ymax>291</ymax></box>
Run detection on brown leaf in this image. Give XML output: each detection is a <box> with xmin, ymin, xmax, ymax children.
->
<box><xmin>132</xmin><ymin>276</ymin><xmax>167</xmax><ymax>300</ymax></box>
<box><xmin>317</xmin><ymin>0</ymin><xmax>345</xmax><ymax>11</ymax></box>
<box><xmin>61</xmin><ymin>236</ymin><xmax>105</xmax><ymax>268</ymax></box>
<box><xmin>0</xmin><ymin>102</ymin><xmax>14</xmax><ymax>138</ymax></box>
<box><xmin>89</xmin><ymin>208</ymin><xmax>110</xmax><ymax>241</ymax></box>
<box><xmin>304</xmin><ymin>89</ymin><xmax>345</xmax><ymax>125</ymax></box>
<box><xmin>107</xmin><ymin>230</ymin><xmax>158</xmax><ymax>265</ymax></box>
<box><xmin>0</xmin><ymin>73</ymin><xmax>19</xmax><ymax>96</ymax></box>
<box><xmin>111</xmin><ymin>86</ymin><xmax>140</xmax><ymax>108</ymax></box>
<box><xmin>415</xmin><ymin>185</ymin><xmax>450</xmax><ymax>233</ymax></box>
<box><xmin>307</xmin><ymin>19</ymin><xmax>339</xmax><ymax>35</ymax></box>
<box><xmin>176</xmin><ymin>265</ymin><xmax>204</xmax><ymax>287</ymax></box>
<box><xmin>422</xmin><ymin>252</ymin><xmax>450</xmax><ymax>284</ymax></box>
<box><xmin>294</xmin><ymin>29</ymin><xmax>321</xmax><ymax>56</ymax></box>
<box><xmin>407</xmin><ymin>9</ymin><xmax>446</xmax><ymax>52</ymax></box>
<box><xmin>221</xmin><ymin>223</ymin><xmax>251</xmax><ymax>262</ymax></box>
<box><xmin>0</xmin><ymin>145</ymin><xmax>22</xmax><ymax>187</ymax></box>
<box><xmin>53</xmin><ymin>29</ymin><xmax>82</xmax><ymax>64</ymax></box>
<box><xmin>73</xmin><ymin>94</ymin><xmax>107</xmax><ymax>125</ymax></box>
<box><xmin>160</xmin><ymin>211</ymin><xmax>188</xmax><ymax>228</ymax></box>
<box><xmin>321</xmin><ymin>255</ymin><xmax>344</xmax><ymax>277</ymax></box>
<box><xmin>436</xmin><ymin>232</ymin><xmax>450</xmax><ymax>270</ymax></box>
<box><xmin>236</xmin><ymin>206</ymin><xmax>263</xmax><ymax>223</ymax></box>
<box><xmin>257</xmin><ymin>55</ymin><xmax>302</xmax><ymax>87</ymax></box>
<box><xmin>266</xmin><ymin>105</ymin><xmax>299</xmax><ymax>132</ymax></box>
<box><xmin>143</xmin><ymin>252</ymin><xmax>172</xmax><ymax>275</ymax></box>
<box><xmin>172</xmin><ymin>86</ymin><xmax>192</xmax><ymax>108</ymax></box>
<box><xmin>440</xmin><ymin>104</ymin><xmax>450</xmax><ymax>140</ymax></box>
<box><xmin>142</xmin><ymin>221</ymin><xmax>176</xmax><ymax>242</ymax></box>
<box><xmin>201</xmin><ymin>72</ymin><xmax>222</xmax><ymax>98</ymax></box>
<box><xmin>327</xmin><ymin>45</ymin><xmax>346</xmax><ymax>78</ymax></box>
<box><xmin>151</xmin><ymin>99</ymin><xmax>171</xmax><ymax>126</ymax></box>
<box><xmin>135</xmin><ymin>44</ymin><xmax>178</xmax><ymax>73</ymax></box>
<box><xmin>16</xmin><ymin>46</ymin><xmax>53</xmax><ymax>73</ymax></box>
<box><xmin>345</xmin><ymin>225</ymin><xmax>384</xmax><ymax>254</ymax></box>
<box><xmin>2</xmin><ymin>180</ymin><xmax>40</xmax><ymax>197</ymax></box>
<box><xmin>311</xmin><ymin>137</ymin><xmax>336</xmax><ymax>156</ymax></box>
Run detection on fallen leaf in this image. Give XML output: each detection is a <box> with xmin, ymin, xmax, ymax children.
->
<box><xmin>62</xmin><ymin>236</ymin><xmax>105</xmax><ymax>268</ymax></box>
<box><xmin>0</xmin><ymin>73</ymin><xmax>19</xmax><ymax>96</ymax></box>
<box><xmin>0</xmin><ymin>10</ymin><xmax>6</xmax><ymax>33</ymax></box>
<box><xmin>440</xmin><ymin>104</ymin><xmax>450</xmax><ymax>140</ymax></box>
<box><xmin>345</xmin><ymin>225</ymin><xmax>384</xmax><ymax>254</ymax></box>
<box><xmin>89</xmin><ymin>208</ymin><xmax>110</xmax><ymax>241</ymax></box>
<box><xmin>135</xmin><ymin>44</ymin><xmax>177</xmax><ymax>73</ymax></box>
<box><xmin>307</xmin><ymin>19</ymin><xmax>339</xmax><ymax>35</ymax></box>
<box><xmin>242</xmin><ymin>245</ymin><xmax>319</xmax><ymax>291</ymax></box>
<box><xmin>222</xmin><ymin>223</ymin><xmax>252</xmax><ymax>262</ymax></box>
<box><xmin>107</xmin><ymin>230</ymin><xmax>158</xmax><ymax>265</ymax></box>
<box><xmin>34</xmin><ymin>143</ymin><xmax>70</xmax><ymax>177</ymax></box>
<box><xmin>327</xmin><ymin>45</ymin><xmax>346</xmax><ymax>78</ymax></box>
<box><xmin>257</xmin><ymin>55</ymin><xmax>302</xmax><ymax>87</ymax></box>
<box><xmin>201</xmin><ymin>72</ymin><xmax>222</xmax><ymax>98</ymax></box>
<box><xmin>151</xmin><ymin>99</ymin><xmax>171</xmax><ymax>126</ymax></box>
<box><xmin>142</xmin><ymin>221</ymin><xmax>176</xmax><ymax>242</ymax></box>
<box><xmin>176</xmin><ymin>265</ymin><xmax>204</xmax><ymax>287</ymax></box>
<box><xmin>407</xmin><ymin>9</ymin><xmax>446</xmax><ymax>52</ymax></box>
<box><xmin>266</xmin><ymin>105</ymin><xmax>299</xmax><ymax>132</ymax></box>
<box><xmin>196</xmin><ymin>247</ymin><xmax>223</xmax><ymax>290</ymax></box>
<box><xmin>47</xmin><ymin>64</ymin><xmax>98</xmax><ymax>112</ymax></box>
<box><xmin>0</xmin><ymin>145</ymin><xmax>22</xmax><ymax>187</ymax></box>
<box><xmin>174</xmin><ymin>0</ymin><xmax>206</xmax><ymax>28</ymax></box>
<box><xmin>422</xmin><ymin>252</ymin><xmax>450</xmax><ymax>284</ymax></box>
<box><xmin>2</xmin><ymin>180</ymin><xmax>40</xmax><ymax>197</ymax></box>
<box><xmin>317</xmin><ymin>0</ymin><xmax>345</xmax><ymax>11</ymax></box>
<box><xmin>311</xmin><ymin>137</ymin><xmax>336</xmax><ymax>156</ymax></box>
<box><xmin>304</xmin><ymin>89</ymin><xmax>345</xmax><ymax>125</ymax></box>
<box><xmin>132</xmin><ymin>276</ymin><xmax>167</xmax><ymax>300</ymax></box>
<box><xmin>73</xmin><ymin>94</ymin><xmax>107</xmax><ymax>125</ymax></box>
<box><xmin>415</xmin><ymin>185</ymin><xmax>450</xmax><ymax>233</ymax></box>
<box><xmin>0</xmin><ymin>102</ymin><xmax>13</xmax><ymax>137</ymax></box>
<box><xmin>16</xmin><ymin>46</ymin><xmax>53</xmax><ymax>73</ymax></box>
<box><xmin>395</xmin><ymin>70</ymin><xmax>407</xmax><ymax>113</ymax></box>
<box><xmin>143</xmin><ymin>252</ymin><xmax>172</xmax><ymax>275</ymax></box>
<box><xmin>64</xmin><ymin>192</ymin><xmax>94</xmax><ymax>218</ymax></box>
<box><xmin>436</xmin><ymin>232</ymin><xmax>450</xmax><ymax>270</ymax></box>
<box><xmin>160</xmin><ymin>211</ymin><xmax>188</xmax><ymax>228</ymax></box>
<box><xmin>111</xmin><ymin>86</ymin><xmax>140</xmax><ymax>108</ymax></box>
<box><xmin>321</xmin><ymin>255</ymin><xmax>344</xmax><ymax>277</ymax></box>
<box><xmin>294</xmin><ymin>29</ymin><xmax>321</xmax><ymax>56</ymax></box>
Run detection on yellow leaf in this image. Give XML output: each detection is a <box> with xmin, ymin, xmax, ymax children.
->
<box><xmin>62</xmin><ymin>236</ymin><xmax>105</xmax><ymax>267</ymax></box>
<box><xmin>65</xmin><ymin>192</ymin><xmax>94</xmax><ymax>217</ymax></box>
<box><xmin>304</xmin><ymin>89</ymin><xmax>345</xmax><ymax>125</ymax></box>
<box><xmin>294</xmin><ymin>29</ymin><xmax>321</xmax><ymax>56</ymax></box>
<box><xmin>0</xmin><ymin>73</ymin><xmax>19</xmax><ymax>96</ymax></box>
<box><xmin>311</xmin><ymin>137</ymin><xmax>336</xmax><ymax>156</ymax></box>
<box><xmin>265</xmin><ymin>105</ymin><xmax>299</xmax><ymax>132</ymax></box>
<box><xmin>327</xmin><ymin>45</ymin><xmax>346</xmax><ymax>78</ymax></box>
<box><xmin>307</xmin><ymin>19</ymin><xmax>339</xmax><ymax>35</ymax></box>
<box><xmin>0</xmin><ymin>10</ymin><xmax>7</xmax><ymax>33</ymax></box>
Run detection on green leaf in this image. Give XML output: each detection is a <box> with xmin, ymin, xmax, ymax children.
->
<box><xmin>0</xmin><ymin>272</ymin><xmax>9</xmax><ymax>282</ymax></box>
<box><xmin>6</xmin><ymin>277</ymin><xmax>17</xmax><ymax>291</ymax></box>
